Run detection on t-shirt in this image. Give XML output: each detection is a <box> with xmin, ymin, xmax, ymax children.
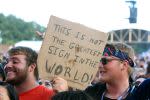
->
<box><xmin>84</xmin><ymin>82</ymin><xmax>106</xmax><ymax>100</ymax></box>
<box><xmin>130</xmin><ymin>78</ymin><xmax>150</xmax><ymax>100</ymax></box>
<box><xmin>85</xmin><ymin>82</ymin><xmax>134</xmax><ymax>100</ymax></box>
<box><xmin>19</xmin><ymin>85</ymin><xmax>55</xmax><ymax>100</ymax></box>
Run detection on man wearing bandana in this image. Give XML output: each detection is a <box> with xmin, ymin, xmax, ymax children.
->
<box><xmin>51</xmin><ymin>42</ymin><xmax>150</xmax><ymax>100</ymax></box>
<box><xmin>85</xmin><ymin>43</ymin><xmax>135</xmax><ymax>100</ymax></box>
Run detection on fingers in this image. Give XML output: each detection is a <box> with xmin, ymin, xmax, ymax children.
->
<box><xmin>35</xmin><ymin>31</ymin><xmax>45</xmax><ymax>38</ymax></box>
<box><xmin>51</xmin><ymin>76</ymin><xmax>68</xmax><ymax>92</ymax></box>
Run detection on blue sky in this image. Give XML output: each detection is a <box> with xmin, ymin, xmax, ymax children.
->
<box><xmin>0</xmin><ymin>0</ymin><xmax>149</xmax><ymax>32</ymax></box>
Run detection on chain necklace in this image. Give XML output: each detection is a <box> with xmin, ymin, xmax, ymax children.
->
<box><xmin>101</xmin><ymin>87</ymin><xmax>130</xmax><ymax>100</ymax></box>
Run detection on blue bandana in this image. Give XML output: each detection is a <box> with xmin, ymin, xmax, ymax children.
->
<box><xmin>103</xmin><ymin>47</ymin><xmax>134</xmax><ymax>67</ymax></box>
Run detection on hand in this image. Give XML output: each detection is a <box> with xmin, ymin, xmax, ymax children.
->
<box><xmin>35</xmin><ymin>31</ymin><xmax>45</xmax><ymax>39</ymax></box>
<box><xmin>51</xmin><ymin>76</ymin><xmax>68</xmax><ymax>92</ymax></box>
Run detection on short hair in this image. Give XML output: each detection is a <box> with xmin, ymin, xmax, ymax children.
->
<box><xmin>51</xmin><ymin>90</ymin><xmax>94</xmax><ymax>100</ymax></box>
<box><xmin>0</xmin><ymin>81</ymin><xmax>19</xmax><ymax>100</ymax></box>
<box><xmin>112</xmin><ymin>43</ymin><xmax>135</xmax><ymax>61</ymax></box>
<box><xmin>8</xmin><ymin>46</ymin><xmax>39</xmax><ymax>80</ymax></box>
<box><xmin>105</xmin><ymin>43</ymin><xmax>135</xmax><ymax>75</ymax></box>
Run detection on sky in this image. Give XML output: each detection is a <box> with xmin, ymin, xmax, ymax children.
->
<box><xmin>0</xmin><ymin>0</ymin><xmax>150</xmax><ymax>32</ymax></box>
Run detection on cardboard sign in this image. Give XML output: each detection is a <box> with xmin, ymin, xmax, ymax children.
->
<box><xmin>38</xmin><ymin>16</ymin><xmax>108</xmax><ymax>90</ymax></box>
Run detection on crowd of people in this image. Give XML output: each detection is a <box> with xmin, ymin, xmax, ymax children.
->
<box><xmin>0</xmin><ymin>32</ymin><xmax>150</xmax><ymax>100</ymax></box>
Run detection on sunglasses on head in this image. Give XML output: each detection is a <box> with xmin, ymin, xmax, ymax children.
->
<box><xmin>100</xmin><ymin>58</ymin><xmax>122</xmax><ymax>65</ymax></box>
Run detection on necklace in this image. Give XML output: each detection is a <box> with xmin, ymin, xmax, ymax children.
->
<box><xmin>101</xmin><ymin>87</ymin><xmax>130</xmax><ymax>100</ymax></box>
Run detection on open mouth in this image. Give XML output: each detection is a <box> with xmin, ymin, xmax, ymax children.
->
<box><xmin>5</xmin><ymin>67</ymin><xmax>16</xmax><ymax>73</ymax></box>
<box><xmin>99</xmin><ymin>70</ymin><xmax>106</xmax><ymax>75</ymax></box>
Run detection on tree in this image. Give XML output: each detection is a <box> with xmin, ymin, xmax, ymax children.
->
<box><xmin>0</xmin><ymin>13</ymin><xmax>45</xmax><ymax>44</ymax></box>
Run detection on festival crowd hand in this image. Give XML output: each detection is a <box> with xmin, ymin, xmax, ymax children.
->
<box><xmin>35</xmin><ymin>31</ymin><xmax>45</xmax><ymax>39</ymax></box>
<box><xmin>51</xmin><ymin>76</ymin><xmax>69</xmax><ymax>92</ymax></box>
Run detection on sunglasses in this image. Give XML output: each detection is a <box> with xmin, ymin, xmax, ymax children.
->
<box><xmin>100</xmin><ymin>58</ymin><xmax>122</xmax><ymax>65</ymax></box>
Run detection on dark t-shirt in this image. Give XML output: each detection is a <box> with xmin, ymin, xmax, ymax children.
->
<box><xmin>130</xmin><ymin>78</ymin><xmax>150</xmax><ymax>100</ymax></box>
<box><xmin>85</xmin><ymin>82</ymin><xmax>134</xmax><ymax>100</ymax></box>
<box><xmin>85</xmin><ymin>82</ymin><xmax>106</xmax><ymax>100</ymax></box>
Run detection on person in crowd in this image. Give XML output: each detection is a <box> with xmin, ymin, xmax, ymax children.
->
<box><xmin>130</xmin><ymin>78</ymin><xmax>150</xmax><ymax>100</ymax></box>
<box><xmin>35</xmin><ymin>30</ymin><xmax>150</xmax><ymax>100</ymax></box>
<box><xmin>131</xmin><ymin>66</ymin><xmax>146</xmax><ymax>86</ymax></box>
<box><xmin>132</xmin><ymin>60</ymin><xmax>150</xmax><ymax>86</ymax></box>
<box><xmin>4</xmin><ymin>46</ymin><xmax>68</xmax><ymax>100</ymax></box>
<box><xmin>84</xmin><ymin>43</ymin><xmax>136</xmax><ymax>100</ymax></box>
<box><xmin>138</xmin><ymin>58</ymin><xmax>147</xmax><ymax>69</ymax></box>
<box><xmin>0</xmin><ymin>81</ymin><xmax>18</xmax><ymax>100</ymax></box>
<box><xmin>38</xmin><ymin>79</ymin><xmax>53</xmax><ymax>89</ymax></box>
<box><xmin>146</xmin><ymin>61</ymin><xmax>150</xmax><ymax>74</ymax></box>
<box><xmin>51</xmin><ymin>90</ymin><xmax>94</xmax><ymax>100</ymax></box>
<box><xmin>135</xmin><ymin>61</ymin><xmax>150</xmax><ymax>79</ymax></box>
<box><xmin>0</xmin><ymin>65</ymin><xmax>6</xmax><ymax>81</ymax></box>
<box><xmin>0</xmin><ymin>57</ymin><xmax>7</xmax><ymax>81</ymax></box>
<box><xmin>53</xmin><ymin>43</ymin><xmax>136</xmax><ymax>100</ymax></box>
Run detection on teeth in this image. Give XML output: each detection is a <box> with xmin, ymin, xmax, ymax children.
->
<box><xmin>7</xmin><ymin>71</ymin><xmax>14</xmax><ymax>74</ymax></box>
<box><xmin>6</xmin><ymin>69</ymin><xmax>14</xmax><ymax>73</ymax></box>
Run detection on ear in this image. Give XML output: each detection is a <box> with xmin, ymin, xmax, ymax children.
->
<box><xmin>121</xmin><ymin>61</ymin><xmax>128</xmax><ymax>71</ymax></box>
<box><xmin>28</xmin><ymin>63</ymin><xmax>36</xmax><ymax>72</ymax></box>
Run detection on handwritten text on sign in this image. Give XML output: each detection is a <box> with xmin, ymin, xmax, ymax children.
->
<box><xmin>38</xmin><ymin>16</ymin><xmax>108</xmax><ymax>90</ymax></box>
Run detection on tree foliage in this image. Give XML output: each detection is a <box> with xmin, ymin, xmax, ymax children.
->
<box><xmin>0</xmin><ymin>13</ymin><xmax>45</xmax><ymax>44</ymax></box>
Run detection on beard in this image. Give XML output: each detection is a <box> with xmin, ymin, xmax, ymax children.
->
<box><xmin>6</xmin><ymin>67</ymin><xmax>28</xmax><ymax>86</ymax></box>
